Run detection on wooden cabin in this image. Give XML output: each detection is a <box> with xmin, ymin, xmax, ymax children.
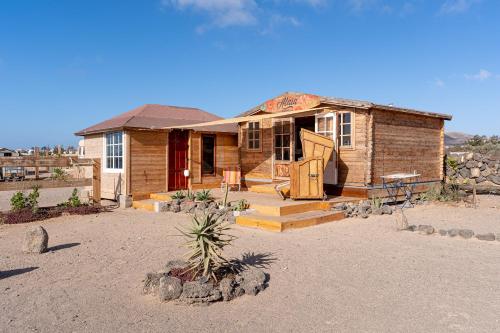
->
<box><xmin>234</xmin><ymin>92</ymin><xmax>452</xmax><ymax>198</ymax></box>
<box><xmin>75</xmin><ymin>104</ymin><xmax>238</xmax><ymax>200</ymax></box>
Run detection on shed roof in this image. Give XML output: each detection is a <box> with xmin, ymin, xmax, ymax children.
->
<box><xmin>75</xmin><ymin>104</ymin><xmax>238</xmax><ymax>136</ymax></box>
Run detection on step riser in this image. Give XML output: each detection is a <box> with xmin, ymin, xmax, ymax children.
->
<box><xmin>236</xmin><ymin>211</ymin><xmax>344</xmax><ymax>232</ymax></box>
<box><xmin>250</xmin><ymin>202</ymin><xmax>331</xmax><ymax>216</ymax></box>
<box><xmin>132</xmin><ymin>201</ymin><xmax>154</xmax><ymax>212</ymax></box>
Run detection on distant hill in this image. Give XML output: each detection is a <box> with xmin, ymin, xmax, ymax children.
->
<box><xmin>445</xmin><ymin>132</ymin><xmax>473</xmax><ymax>146</ymax></box>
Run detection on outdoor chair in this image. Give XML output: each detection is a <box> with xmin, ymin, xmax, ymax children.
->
<box><xmin>221</xmin><ymin>166</ymin><xmax>241</xmax><ymax>191</ymax></box>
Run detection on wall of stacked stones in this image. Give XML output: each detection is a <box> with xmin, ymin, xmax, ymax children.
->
<box><xmin>447</xmin><ymin>152</ymin><xmax>500</xmax><ymax>186</ymax></box>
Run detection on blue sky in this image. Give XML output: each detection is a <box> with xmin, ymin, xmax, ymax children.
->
<box><xmin>0</xmin><ymin>0</ymin><xmax>499</xmax><ymax>148</ymax></box>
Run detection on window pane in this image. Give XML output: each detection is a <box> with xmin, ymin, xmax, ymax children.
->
<box><xmin>254</xmin><ymin>122</ymin><xmax>259</xmax><ymax>130</ymax></box>
<box><xmin>326</xmin><ymin>117</ymin><xmax>333</xmax><ymax>131</ymax></box>
<box><xmin>117</xmin><ymin>157</ymin><xmax>122</xmax><ymax>169</ymax></box>
<box><xmin>283</xmin><ymin>122</ymin><xmax>290</xmax><ymax>134</ymax></box>
<box><xmin>107</xmin><ymin>157</ymin><xmax>112</xmax><ymax>169</ymax></box>
<box><xmin>248</xmin><ymin>140</ymin><xmax>254</xmax><ymax>149</ymax></box>
<box><xmin>275</xmin><ymin>135</ymin><xmax>282</xmax><ymax>147</ymax></box>
<box><xmin>283</xmin><ymin>134</ymin><xmax>290</xmax><ymax>146</ymax></box>
<box><xmin>342</xmin><ymin>136</ymin><xmax>351</xmax><ymax>146</ymax></box>
<box><xmin>283</xmin><ymin>148</ymin><xmax>290</xmax><ymax>161</ymax></box>
<box><xmin>248</xmin><ymin>122</ymin><xmax>254</xmax><ymax>130</ymax></box>
<box><xmin>343</xmin><ymin>112</ymin><xmax>351</xmax><ymax>124</ymax></box>
<box><xmin>318</xmin><ymin>118</ymin><xmax>325</xmax><ymax>131</ymax></box>
<box><xmin>254</xmin><ymin>131</ymin><xmax>259</xmax><ymax>140</ymax></box>
<box><xmin>254</xmin><ymin>140</ymin><xmax>260</xmax><ymax>149</ymax></box>
<box><xmin>342</xmin><ymin>124</ymin><xmax>351</xmax><ymax>135</ymax></box>
<box><xmin>118</xmin><ymin>144</ymin><xmax>123</xmax><ymax>157</ymax></box>
<box><xmin>106</xmin><ymin>145</ymin><xmax>111</xmax><ymax>157</ymax></box>
<box><xmin>275</xmin><ymin>123</ymin><xmax>282</xmax><ymax>134</ymax></box>
<box><xmin>249</xmin><ymin>131</ymin><xmax>254</xmax><ymax>140</ymax></box>
<box><xmin>275</xmin><ymin>149</ymin><xmax>282</xmax><ymax>161</ymax></box>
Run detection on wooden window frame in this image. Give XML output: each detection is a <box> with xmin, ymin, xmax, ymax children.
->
<box><xmin>338</xmin><ymin>111</ymin><xmax>355</xmax><ymax>150</ymax></box>
<box><xmin>245</xmin><ymin>121</ymin><xmax>262</xmax><ymax>152</ymax></box>
<box><xmin>273</xmin><ymin>119</ymin><xmax>293</xmax><ymax>163</ymax></box>
<box><xmin>201</xmin><ymin>134</ymin><xmax>216</xmax><ymax>176</ymax></box>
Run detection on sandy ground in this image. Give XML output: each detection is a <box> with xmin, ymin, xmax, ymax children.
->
<box><xmin>0</xmin><ymin>187</ymin><xmax>89</xmax><ymax>212</ymax></box>
<box><xmin>0</xmin><ymin>196</ymin><xmax>499</xmax><ymax>333</ymax></box>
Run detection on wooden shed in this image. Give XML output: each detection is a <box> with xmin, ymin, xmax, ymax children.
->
<box><xmin>172</xmin><ymin>92</ymin><xmax>452</xmax><ymax>199</ymax></box>
<box><xmin>75</xmin><ymin>104</ymin><xmax>238</xmax><ymax>200</ymax></box>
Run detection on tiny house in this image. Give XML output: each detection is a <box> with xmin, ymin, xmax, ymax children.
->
<box><xmin>235</xmin><ymin>92</ymin><xmax>452</xmax><ymax>197</ymax></box>
<box><xmin>75</xmin><ymin>104</ymin><xmax>238</xmax><ymax>200</ymax></box>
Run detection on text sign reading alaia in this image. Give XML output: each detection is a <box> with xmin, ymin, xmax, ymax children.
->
<box><xmin>264</xmin><ymin>94</ymin><xmax>321</xmax><ymax>113</ymax></box>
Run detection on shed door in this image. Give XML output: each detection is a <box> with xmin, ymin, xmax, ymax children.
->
<box><xmin>168</xmin><ymin>130</ymin><xmax>189</xmax><ymax>191</ymax></box>
<box><xmin>315</xmin><ymin>113</ymin><xmax>338</xmax><ymax>185</ymax></box>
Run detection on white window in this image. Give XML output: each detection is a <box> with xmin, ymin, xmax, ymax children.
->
<box><xmin>105</xmin><ymin>131</ymin><xmax>123</xmax><ymax>170</ymax></box>
<box><xmin>338</xmin><ymin>112</ymin><xmax>352</xmax><ymax>147</ymax></box>
<box><xmin>274</xmin><ymin>120</ymin><xmax>291</xmax><ymax>161</ymax></box>
<box><xmin>247</xmin><ymin>121</ymin><xmax>260</xmax><ymax>150</ymax></box>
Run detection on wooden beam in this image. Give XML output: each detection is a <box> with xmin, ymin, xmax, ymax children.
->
<box><xmin>0</xmin><ymin>157</ymin><xmax>94</xmax><ymax>168</ymax></box>
<box><xmin>0</xmin><ymin>178</ymin><xmax>92</xmax><ymax>191</ymax></box>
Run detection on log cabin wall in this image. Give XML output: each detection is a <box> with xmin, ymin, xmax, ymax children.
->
<box><xmin>332</xmin><ymin>106</ymin><xmax>370</xmax><ymax>187</ymax></box>
<box><xmin>190</xmin><ymin>132</ymin><xmax>239</xmax><ymax>189</ymax></box>
<box><xmin>129</xmin><ymin>130</ymin><xmax>167</xmax><ymax>197</ymax></box>
<box><xmin>239</xmin><ymin>118</ymin><xmax>274</xmax><ymax>181</ymax></box>
<box><xmin>83</xmin><ymin>133</ymin><xmax>127</xmax><ymax>200</ymax></box>
<box><xmin>371</xmin><ymin>108</ymin><xmax>444</xmax><ymax>185</ymax></box>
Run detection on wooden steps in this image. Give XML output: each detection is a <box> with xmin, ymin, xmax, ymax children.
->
<box><xmin>132</xmin><ymin>193</ymin><xmax>172</xmax><ymax>212</ymax></box>
<box><xmin>250</xmin><ymin>201</ymin><xmax>331</xmax><ymax>216</ymax></box>
<box><xmin>236</xmin><ymin>210</ymin><xmax>344</xmax><ymax>232</ymax></box>
<box><xmin>249</xmin><ymin>183</ymin><xmax>290</xmax><ymax>197</ymax></box>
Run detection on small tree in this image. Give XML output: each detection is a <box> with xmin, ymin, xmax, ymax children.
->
<box><xmin>68</xmin><ymin>188</ymin><xmax>81</xmax><ymax>207</ymax></box>
<box><xmin>27</xmin><ymin>186</ymin><xmax>40</xmax><ymax>213</ymax></box>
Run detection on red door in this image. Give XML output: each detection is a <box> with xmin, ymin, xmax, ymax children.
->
<box><xmin>168</xmin><ymin>130</ymin><xmax>189</xmax><ymax>191</ymax></box>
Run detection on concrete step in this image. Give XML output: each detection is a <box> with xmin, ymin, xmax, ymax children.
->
<box><xmin>236</xmin><ymin>210</ymin><xmax>344</xmax><ymax>232</ymax></box>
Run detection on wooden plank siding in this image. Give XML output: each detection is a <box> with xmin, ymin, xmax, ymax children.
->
<box><xmin>371</xmin><ymin>109</ymin><xmax>444</xmax><ymax>184</ymax></box>
<box><xmin>240</xmin><ymin>118</ymin><xmax>274</xmax><ymax>180</ymax></box>
<box><xmin>190</xmin><ymin>132</ymin><xmax>239</xmax><ymax>189</ymax></box>
<box><xmin>129</xmin><ymin>130</ymin><xmax>167</xmax><ymax>196</ymax></box>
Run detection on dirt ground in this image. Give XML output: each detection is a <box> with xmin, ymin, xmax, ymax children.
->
<box><xmin>0</xmin><ymin>195</ymin><xmax>499</xmax><ymax>332</ymax></box>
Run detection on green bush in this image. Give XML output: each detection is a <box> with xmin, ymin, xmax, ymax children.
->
<box><xmin>10</xmin><ymin>191</ymin><xmax>27</xmax><ymax>211</ymax></box>
<box><xmin>27</xmin><ymin>186</ymin><xmax>40</xmax><ymax>213</ymax></box>
<box><xmin>52</xmin><ymin>167</ymin><xmax>67</xmax><ymax>180</ymax></box>
<box><xmin>178</xmin><ymin>212</ymin><xmax>236</xmax><ymax>280</ymax></box>
<box><xmin>68</xmin><ymin>188</ymin><xmax>81</xmax><ymax>207</ymax></box>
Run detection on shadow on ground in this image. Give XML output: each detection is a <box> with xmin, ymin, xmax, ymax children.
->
<box><xmin>48</xmin><ymin>242</ymin><xmax>81</xmax><ymax>252</ymax></box>
<box><xmin>230</xmin><ymin>252</ymin><xmax>277</xmax><ymax>272</ymax></box>
<box><xmin>0</xmin><ymin>267</ymin><xmax>38</xmax><ymax>279</ymax></box>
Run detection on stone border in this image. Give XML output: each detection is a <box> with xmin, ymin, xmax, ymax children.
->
<box><xmin>405</xmin><ymin>224</ymin><xmax>499</xmax><ymax>242</ymax></box>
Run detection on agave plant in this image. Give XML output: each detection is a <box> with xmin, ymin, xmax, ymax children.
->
<box><xmin>177</xmin><ymin>212</ymin><xmax>236</xmax><ymax>280</ymax></box>
<box><xmin>171</xmin><ymin>190</ymin><xmax>186</xmax><ymax>200</ymax></box>
<box><xmin>186</xmin><ymin>189</ymin><xmax>196</xmax><ymax>201</ymax></box>
<box><xmin>195</xmin><ymin>189</ymin><xmax>213</xmax><ymax>202</ymax></box>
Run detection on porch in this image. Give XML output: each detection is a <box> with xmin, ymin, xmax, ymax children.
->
<box><xmin>132</xmin><ymin>188</ymin><xmax>362</xmax><ymax>232</ymax></box>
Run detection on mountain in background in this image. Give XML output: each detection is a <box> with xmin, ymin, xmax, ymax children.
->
<box><xmin>445</xmin><ymin>132</ymin><xmax>473</xmax><ymax>146</ymax></box>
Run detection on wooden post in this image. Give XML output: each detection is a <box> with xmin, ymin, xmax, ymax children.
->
<box><xmin>34</xmin><ymin>147</ymin><xmax>40</xmax><ymax>180</ymax></box>
<box><xmin>92</xmin><ymin>159</ymin><xmax>101</xmax><ymax>204</ymax></box>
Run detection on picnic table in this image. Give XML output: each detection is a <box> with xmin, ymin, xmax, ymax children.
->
<box><xmin>381</xmin><ymin>172</ymin><xmax>421</xmax><ymax>208</ymax></box>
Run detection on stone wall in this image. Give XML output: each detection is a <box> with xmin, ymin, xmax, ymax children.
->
<box><xmin>447</xmin><ymin>152</ymin><xmax>500</xmax><ymax>186</ymax></box>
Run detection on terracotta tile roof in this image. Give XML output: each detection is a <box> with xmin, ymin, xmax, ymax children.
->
<box><xmin>75</xmin><ymin>104</ymin><xmax>237</xmax><ymax>135</ymax></box>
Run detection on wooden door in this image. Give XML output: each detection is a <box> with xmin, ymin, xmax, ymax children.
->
<box><xmin>290</xmin><ymin>157</ymin><xmax>324</xmax><ymax>199</ymax></box>
<box><xmin>168</xmin><ymin>130</ymin><xmax>189</xmax><ymax>191</ymax></box>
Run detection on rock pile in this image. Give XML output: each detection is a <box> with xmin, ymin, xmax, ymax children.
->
<box><xmin>142</xmin><ymin>260</ymin><xmax>267</xmax><ymax>305</ymax></box>
<box><xmin>333</xmin><ymin>201</ymin><xmax>393</xmax><ymax>219</ymax></box>
<box><xmin>447</xmin><ymin>152</ymin><xmax>500</xmax><ymax>186</ymax></box>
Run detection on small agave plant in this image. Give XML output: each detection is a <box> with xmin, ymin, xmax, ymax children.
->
<box><xmin>177</xmin><ymin>212</ymin><xmax>236</xmax><ymax>280</ymax></box>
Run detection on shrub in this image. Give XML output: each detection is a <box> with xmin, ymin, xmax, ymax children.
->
<box><xmin>370</xmin><ymin>197</ymin><xmax>383</xmax><ymax>209</ymax></box>
<box><xmin>10</xmin><ymin>191</ymin><xmax>27</xmax><ymax>211</ymax></box>
<box><xmin>186</xmin><ymin>189</ymin><xmax>196</xmax><ymax>201</ymax></box>
<box><xmin>171</xmin><ymin>190</ymin><xmax>185</xmax><ymax>200</ymax></box>
<box><xmin>177</xmin><ymin>212</ymin><xmax>236</xmax><ymax>280</ymax></box>
<box><xmin>68</xmin><ymin>188</ymin><xmax>81</xmax><ymax>207</ymax></box>
<box><xmin>52</xmin><ymin>167</ymin><xmax>67</xmax><ymax>180</ymax></box>
<box><xmin>195</xmin><ymin>189</ymin><xmax>213</xmax><ymax>202</ymax></box>
<box><xmin>27</xmin><ymin>186</ymin><xmax>40</xmax><ymax>213</ymax></box>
